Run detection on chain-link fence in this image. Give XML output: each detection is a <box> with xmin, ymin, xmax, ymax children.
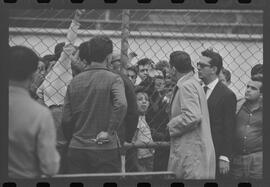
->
<box><xmin>9</xmin><ymin>9</ymin><xmax>263</xmax><ymax>174</ymax></box>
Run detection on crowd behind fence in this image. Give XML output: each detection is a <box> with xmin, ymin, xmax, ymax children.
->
<box><xmin>9</xmin><ymin>9</ymin><xmax>263</xmax><ymax>175</ymax></box>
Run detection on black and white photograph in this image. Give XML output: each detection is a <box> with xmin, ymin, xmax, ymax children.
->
<box><xmin>7</xmin><ymin>8</ymin><xmax>263</xmax><ymax>181</ymax></box>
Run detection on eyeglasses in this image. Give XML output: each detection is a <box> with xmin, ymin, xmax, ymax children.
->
<box><xmin>197</xmin><ymin>62</ymin><xmax>211</xmax><ymax>68</ymax></box>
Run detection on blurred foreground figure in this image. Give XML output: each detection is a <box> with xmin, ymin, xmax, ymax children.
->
<box><xmin>167</xmin><ymin>51</ymin><xmax>215</xmax><ymax>179</ymax></box>
<box><xmin>8</xmin><ymin>46</ymin><xmax>59</xmax><ymax>178</ymax></box>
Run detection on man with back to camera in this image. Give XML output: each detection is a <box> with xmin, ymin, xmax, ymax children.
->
<box><xmin>61</xmin><ymin>35</ymin><xmax>127</xmax><ymax>173</ymax></box>
<box><xmin>167</xmin><ymin>51</ymin><xmax>215</xmax><ymax>179</ymax></box>
<box><xmin>197</xmin><ymin>49</ymin><xmax>237</xmax><ymax>179</ymax></box>
<box><xmin>8</xmin><ymin>46</ymin><xmax>59</xmax><ymax>178</ymax></box>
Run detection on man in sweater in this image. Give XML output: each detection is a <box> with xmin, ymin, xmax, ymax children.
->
<box><xmin>62</xmin><ymin>35</ymin><xmax>127</xmax><ymax>173</ymax></box>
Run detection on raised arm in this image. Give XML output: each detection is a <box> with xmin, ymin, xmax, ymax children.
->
<box><xmin>52</xmin><ymin>9</ymin><xmax>84</xmax><ymax>71</ymax></box>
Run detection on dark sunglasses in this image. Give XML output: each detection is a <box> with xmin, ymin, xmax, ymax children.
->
<box><xmin>197</xmin><ymin>62</ymin><xmax>211</xmax><ymax>68</ymax></box>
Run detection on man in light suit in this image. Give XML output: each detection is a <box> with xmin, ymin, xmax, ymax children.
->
<box><xmin>198</xmin><ymin>49</ymin><xmax>237</xmax><ymax>178</ymax></box>
<box><xmin>167</xmin><ymin>51</ymin><xmax>215</xmax><ymax>179</ymax></box>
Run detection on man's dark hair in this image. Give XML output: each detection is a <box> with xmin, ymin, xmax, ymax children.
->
<box><xmin>9</xmin><ymin>46</ymin><xmax>39</xmax><ymax>81</ymax></box>
<box><xmin>127</xmin><ymin>66</ymin><xmax>138</xmax><ymax>75</ymax></box>
<box><xmin>251</xmin><ymin>75</ymin><xmax>263</xmax><ymax>93</ymax></box>
<box><xmin>88</xmin><ymin>35</ymin><xmax>113</xmax><ymax>63</ymax></box>
<box><xmin>79</xmin><ymin>41</ymin><xmax>91</xmax><ymax>64</ymax></box>
<box><xmin>54</xmin><ymin>42</ymin><xmax>65</xmax><ymax>61</ymax></box>
<box><xmin>135</xmin><ymin>86</ymin><xmax>149</xmax><ymax>96</ymax></box>
<box><xmin>201</xmin><ymin>49</ymin><xmax>223</xmax><ymax>75</ymax></box>
<box><xmin>251</xmin><ymin>63</ymin><xmax>263</xmax><ymax>77</ymax></box>
<box><xmin>221</xmin><ymin>68</ymin><xmax>231</xmax><ymax>83</ymax></box>
<box><xmin>169</xmin><ymin>51</ymin><xmax>193</xmax><ymax>73</ymax></box>
<box><xmin>156</xmin><ymin>60</ymin><xmax>170</xmax><ymax>77</ymax></box>
<box><xmin>136</xmin><ymin>58</ymin><xmax>153</xmax><ymax>68</ymax></box>
<box><xmin>155</xmin><ymin>60</ymin><xmax>169</xmax><ymax>70</ymax></box>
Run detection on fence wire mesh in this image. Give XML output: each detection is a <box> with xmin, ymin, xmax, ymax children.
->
<box><xmin>9</xmin><ymin>9</ymin><xmax>263</xmax><ymax>173</ymax></box>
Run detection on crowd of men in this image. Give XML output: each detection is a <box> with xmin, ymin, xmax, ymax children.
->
<box><xmin>8</xmin><ymin>10</ymin><xmax>263</xmax><ymax>179</ymax></box>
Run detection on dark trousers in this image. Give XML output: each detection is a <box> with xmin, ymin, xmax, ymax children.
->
<box><xmin>231</xmin><ymin>151</ymin><xmax>262</xmax><ymax>179</ymax></box>
<box><xmin>125</xmin><ymin>148</ymin><xmax>139</xmax><ymax>172</ymax></box>
<box><xmin>153</xmin><ymin>147</ymin><xmax>170</xmax><ymax>171</ymax></box>
<box><xmin>67</xmin><ymin>148</ymin><xmax>121</xmax><ymax>174</ymax></box>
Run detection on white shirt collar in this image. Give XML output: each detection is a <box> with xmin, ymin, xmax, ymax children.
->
<box><xmin>205</xmin><ymin>78</ymin><xmax>219</xmax><ymax>90</ymax></box>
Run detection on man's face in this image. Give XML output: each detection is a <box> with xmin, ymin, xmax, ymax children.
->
<box><xmin>37</xmin><ymin>61</ymin><xmax>46</xmax><ymax>77</ymax></box>
<box><xmin>136</xmin><ymin>92</ymin><xmax>150</xmax><ymax>114</ymax></box>
<box><xmin>197</xmin><ymin>56</ymin><xmax>214</xmax><ymax>83</ymax></box>
<box><xmin>154</xmin><ymin>78</ymin><xmax>165</xmax><ymax>92</ymax></box>
<box><xmin>127</xmin><ymin>70</ymin><xmax>137</xmax><ymax>85</ymax></box>
<box><xmin>245</xmin><ymin>80</ymin><xmax>262</xmax><ymax>101</ymax></box>
<box><xmin>138</xmin><ymin>64</ymin><xmax>150</xmax><ymax>81</ymax></box>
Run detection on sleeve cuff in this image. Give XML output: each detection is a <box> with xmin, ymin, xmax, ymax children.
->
<box><xmin>219</xmin><ymin>155</ymin><xmax>230</xmax><ymax>162</ymax></box>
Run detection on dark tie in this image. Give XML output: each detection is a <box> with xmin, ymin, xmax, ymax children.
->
<box><xmin>203</xmin><ymin>85</ymin><xmax>208</xmax><ymax>94</ymax></box>
<box><xmin>170</xmin><ymin>86</ymin><xmax>179</xmax><ymax>105</ymax></box>
<box><xmin>167</xmin><ymin>86</ymin><xmax>179</xmax><ymax>118</ymax></box>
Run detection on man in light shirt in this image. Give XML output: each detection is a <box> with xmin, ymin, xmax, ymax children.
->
<box><xmin>197</xmin><ymin>49</ymin><xmax>237</xmax><ymax>179</ymax></box>
<box><xmin>9</xmin><ymin>46</ymin><xmax>59</xmax><ymax>178</ymax></box>
<box><xmin>36</xmin><ymin>9</ymin><xmax>84</xmax><ymax>173</ymax></box>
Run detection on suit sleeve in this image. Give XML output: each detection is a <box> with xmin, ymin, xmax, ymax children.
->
<box><xmin>221</xmin><ymin>91</ymin><xmax>237</xmax><ymax>159</ymax></box>
<box><xmin>124</xmin><ymin>78</ymin><xmax>139</xmax><ymax>142</ymax></box>
<box><xmin>61</xmin><ymin>84</ymin><xmax>74</xmax><ymax>142</ymax></box>
<box><xmin>107</xmin><ymin>76</ymin><xmax>128</xmax><ymax>134</ymax></box>
<box><xmin>167</xmin><ymin>83</ymin><xmax>202</xmax><ymax>137</ymax></box>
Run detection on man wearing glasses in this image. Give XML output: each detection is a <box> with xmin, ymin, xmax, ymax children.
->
<box><xmin>197</xmin><ymin>49</ymin><xmax>237</xmax><ymax>179</ymax></box>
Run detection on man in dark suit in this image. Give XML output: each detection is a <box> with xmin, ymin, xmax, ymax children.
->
<box><xmin>197</xmin><ymin>49</ymin><xmax>237</xmax><ymax>178</ymax></box>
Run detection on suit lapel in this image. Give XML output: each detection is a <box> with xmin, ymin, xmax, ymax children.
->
<box><xmin>207</xmin><ymin>81</ymin><xmax>223</xmax><ymax>107</ymax></box>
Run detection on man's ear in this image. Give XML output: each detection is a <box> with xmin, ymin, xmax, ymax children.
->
<box><xmin>212</xmin><ymin>66</ymin><xmax>218</xmax><ymax>75</ymax></box>
<box><xmin>106</xmin><ymin>53</ymin><xmax>113</xmax><ymax>63</ymax></box>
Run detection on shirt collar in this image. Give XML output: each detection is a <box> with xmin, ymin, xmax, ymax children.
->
<box><xmin>205</xmin><ymin>78</ymin><xmax>219</xmax><ymax>90</ymax></box>
<box><xmin>243</xmin><ymin>101</ymin><xmax>263</xmax><ymax>113</ymax></box>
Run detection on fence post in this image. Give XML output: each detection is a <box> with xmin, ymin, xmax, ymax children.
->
<box><xmin>120</xmin><ymin>9</ymin><xmax>130</xmax><ymax>71</ymax></box>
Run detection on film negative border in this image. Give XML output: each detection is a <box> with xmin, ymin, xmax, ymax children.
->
<box><xmin>0</xmin><ymin>0</ymin><xmax>266</xmax><ymax>9</ymax></box>
<box><xmin>0</xmin><ymin>0</ymin><xmax>269</xmax><ymax>187</ymax></box>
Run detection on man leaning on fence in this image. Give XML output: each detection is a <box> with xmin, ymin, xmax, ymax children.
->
<box><xmin>61</xmin><ymin>35</ymin><xmax>127</xmax><ymax>174</ymax></box>
<box><xmin>166</xmin><ymin>51</ymin><xmax>216</xmax><ymax>179</ymax></box>
<box><xmin>8</xmin><ymin>46</ymin><xmax>60</xmax><ymax>178</ymax></box>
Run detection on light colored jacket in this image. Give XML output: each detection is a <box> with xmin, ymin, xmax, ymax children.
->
<box><xmin>167</xmin><ymin>72</ymin><xmax>216</xmax><ymax>179</ymax></box>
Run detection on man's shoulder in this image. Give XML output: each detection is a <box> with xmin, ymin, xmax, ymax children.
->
<box><xmin>31</xmin><ymin>99</ymin><xmax>51</xmax><ymax>114</ymax></box>
<box><xmin>217</xmin><ymin>81</ymin><xmax>236</xmax><ymax>97</ymax></box>
<box><xmin>180</xmin><ymin>76</ymin><xmax>200</xmax><ymax>88</ymax></box>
